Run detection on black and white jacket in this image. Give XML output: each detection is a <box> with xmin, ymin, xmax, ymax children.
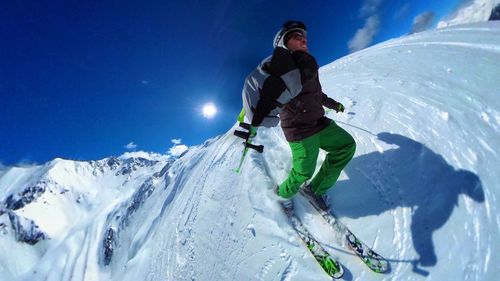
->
<box><xmin>244</xmin><ymin>47</ymin><xmax>340</xmax><ymax>141</ymax></box>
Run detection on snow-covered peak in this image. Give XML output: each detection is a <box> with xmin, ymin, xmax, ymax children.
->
<box><xmin>438</xmin><ymin>0</ymin><xmax>500</xmax><ymax>28</ymax></box>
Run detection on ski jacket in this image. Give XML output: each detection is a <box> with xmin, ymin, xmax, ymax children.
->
<box><xmin>244</xmin><ymin>47</ymin><xmax>303</xmax><ymax>128</ymax></box>
<box><xmin>251</xmin><ymin>47</ymin><xmax>340</xmax><ymax>141</ymax></box>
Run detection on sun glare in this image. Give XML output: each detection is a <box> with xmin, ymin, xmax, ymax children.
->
<box><xmin>202</xmin><ymin>102</ymin><xmax>218</xmax><ymax>119</ymax></box>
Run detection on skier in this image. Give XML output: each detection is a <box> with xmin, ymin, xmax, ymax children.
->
<box><xmin>246</xmin><ymin>20</ymin><xmax>356</xmax><ymax>210</ymax></box>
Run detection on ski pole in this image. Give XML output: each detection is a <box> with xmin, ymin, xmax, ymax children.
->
<box><xmin>325</xmin><ymin>109</ymin><xmax>376</xmax><ymax>136</ymax></box>
<box><xmin>233</xmin><ymin>122</ymin><xmax>264</xmax><ymax>173</ymax></box>
<box><xmin>234</xmin><ymin>142</ymin><xmax>250</xmax><ymax>174</ymax></box>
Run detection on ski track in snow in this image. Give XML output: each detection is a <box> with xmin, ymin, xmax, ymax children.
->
<box><xmin>143</xmin><ymin>132</ymin><xmax>274</xmax><ymax>281</ymax></box>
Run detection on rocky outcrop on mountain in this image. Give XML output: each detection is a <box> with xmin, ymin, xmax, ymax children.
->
<box><xmin>1</xmin><ymin>180</ymin><xmax>49</xmax><ymax>245</ymax></box>
<box><xmin>4</xmin><ymin>181</ymin><xmax>47</xmax><ymax>210</ymax></box>
<box><xmin>489</xmin><ymin>3</ymin><xmax>500</xmax><ymax>20</ymax></box>
<box><xmin>100</xmin><ymin>160</ymin><xmax>173</xmax><ymax>266</ymax></box>
<box><xmin>0</xmin><ymin>210</ymin><xmax>48</xmax><ymax>245</ymax></box>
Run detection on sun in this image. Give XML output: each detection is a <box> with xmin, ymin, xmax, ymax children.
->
<box><xmin>202</xmin><ymin>102</ymin><xmax>218</xmax><ymax>119</ymax></box>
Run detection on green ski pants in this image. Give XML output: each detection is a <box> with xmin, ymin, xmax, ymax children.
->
<box><xmin>278</xmin><ymin>122</ymin><xmax>356</xmax><ymax>198</ymax></box>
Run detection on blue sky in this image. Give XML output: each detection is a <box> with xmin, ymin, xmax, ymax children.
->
<box><xmin>0</xmin><ymin>0</ymin><xmax>461</xmax><ymax>165</ymax></box>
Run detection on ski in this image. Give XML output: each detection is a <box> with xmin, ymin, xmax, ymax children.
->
<box><xmin>280</xmin><ymin>201</ymin><xmax>345</xmax><ymax>279</ymax></box>
<box><xmin>299</xmin><ymin>190</ymin><xmax>390</xmax><ymax>273</ymax></box>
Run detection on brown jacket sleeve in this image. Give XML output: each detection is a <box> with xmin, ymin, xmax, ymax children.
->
<box><xmin>321</xmin><ymin>93</ymin><xmax>340</xmax><ymax>110</ymax></box>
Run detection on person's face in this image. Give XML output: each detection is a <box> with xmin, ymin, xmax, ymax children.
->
<box><xmin>286</xmin><ymin>32</ymin><xmax>308</xmax><ymax>52</ymax></box>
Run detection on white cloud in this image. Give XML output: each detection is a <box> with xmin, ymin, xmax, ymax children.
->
<box><xmin>124</xmin><ymin>142</ymin><xmax>138</xmax><ymax>150</ymax></box>
<box><xmin>0</xmin><ymin>160</ymin><xmax>38</xmax><ymax>170</ymax></box>
<box><xmin>119</xmin><ymin>151</ymin><xmax>168</xmax><ymax>161</ymax></box>
<box><xmin>394</xmin><ymin>3</ymin><xmax>411</xmax><ymax>19</ymax></box>
<box><xmin>348</xmin><ymin>15</ymin><xmax>381</xmax><ymax>53</ymax></box>
<box><xmin>169</xmin><ymin>145</ymin><xmax>188</xmax><ymax>157</ymax></box>
<box><xmin>410</xmin><ymin>12</ymin><xmax>435</xmax><ymax>34</ymax></box>
<box><xmin>360</xmin><ymin>0</ymin><xmax>383</xmax><ymax>17</ymax></box>
<box><xmin>167</xmin><ymin>139</ymin><xmax>188</xmax><ymax>157</ymax></box>
<box><xmin>438</xmin><ymin>0</ymin><xmax>499</xmax><ymax>28</ymax></box>
<box><xmin>348</xmin><ymin>0</ymin><xmax>384</xmax><ymax>53</ymax></box>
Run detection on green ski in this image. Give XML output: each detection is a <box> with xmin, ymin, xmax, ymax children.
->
<box><xmin>299</xmin><ymin>189</ymin><xmax>390</xmax><ymax>273</ymax></box>
<box><xmin>280</xmin><ymin>201</ymin><xmax>345</xmax><ymax>279</ymax></box>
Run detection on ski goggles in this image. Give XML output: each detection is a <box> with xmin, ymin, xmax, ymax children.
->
<box><xmin>289</xmin><ymin>32</ymin><xmax>306</xmax><ymax>41</ymax></box>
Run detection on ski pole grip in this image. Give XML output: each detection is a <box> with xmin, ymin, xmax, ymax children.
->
<box><xmin>244</xmin><ymin>142</ymin><xmax>264</xmax><ymax>153</ymax></box>
<box><xmin>234</xmin><ymin>130</ymin><xmax>250</xmax><ymax>140</ymax></box>
<box><xmin>239</xmin><ymin>122</ymin><xmax>251</xmax><ymax>130</ymax></box>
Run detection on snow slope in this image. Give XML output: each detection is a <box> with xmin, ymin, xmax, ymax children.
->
<box><xmin>1</xmin><ymin>22</ymin><xmax>499</xmax><ymax>281</ymax></box>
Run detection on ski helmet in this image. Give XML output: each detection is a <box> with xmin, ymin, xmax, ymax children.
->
<box><xmin>273</xmin><ymin>20</ymin><xmax>307</xmax><ymax>49</ymax></box>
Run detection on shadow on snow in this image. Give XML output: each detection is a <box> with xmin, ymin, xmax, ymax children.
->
<box><xmin>329</xmin><ymin>132</ymin><xmax>485</xmax><ymax>275</ymax></box>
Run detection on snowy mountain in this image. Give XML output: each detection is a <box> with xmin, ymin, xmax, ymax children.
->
<box><xmin>438</xmin><ymin>0</ymin><xmax>500</xmax><ymax>27</ymax></box>
<box><xmin>0</xmin><ymin>154</ymin><xmax>172</xmax><ymax>279</ymax></box>
<box><xmin>1</xmin><ymin>22</ymin><xmax>500</xmax><ymax>281</ymax></box>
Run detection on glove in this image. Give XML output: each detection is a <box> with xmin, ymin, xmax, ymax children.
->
<box><xmin>323</xmin><ymin>96</ymin><xmax>345</xmax><ymax>113</ymax></box>
<box><xmin>334</xmin><ymin>102</ymin><xmax>345</xmax><ymax>113</ymax></box>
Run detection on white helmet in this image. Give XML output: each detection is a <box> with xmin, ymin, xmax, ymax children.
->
<box><xmin>273</xmin><ymin>20</ymin><xmax>307</xmax><ymax>49</ymax></box>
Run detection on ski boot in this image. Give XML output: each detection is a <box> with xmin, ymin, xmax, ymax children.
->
<box><xmin>276</xmin><ymin>185</ymin><xmax>294</xmax><ymax>212</ymax></box>
<box><xmin>301</xmin><ymin>184</ymin><xmax>330</xmax><ymax>212</ymax></box>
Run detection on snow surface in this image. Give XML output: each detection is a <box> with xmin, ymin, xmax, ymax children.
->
<box><xmin>1</xmin><ymin>22</ymin><xmax>500</xmax><ymax>281</ymax></box>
